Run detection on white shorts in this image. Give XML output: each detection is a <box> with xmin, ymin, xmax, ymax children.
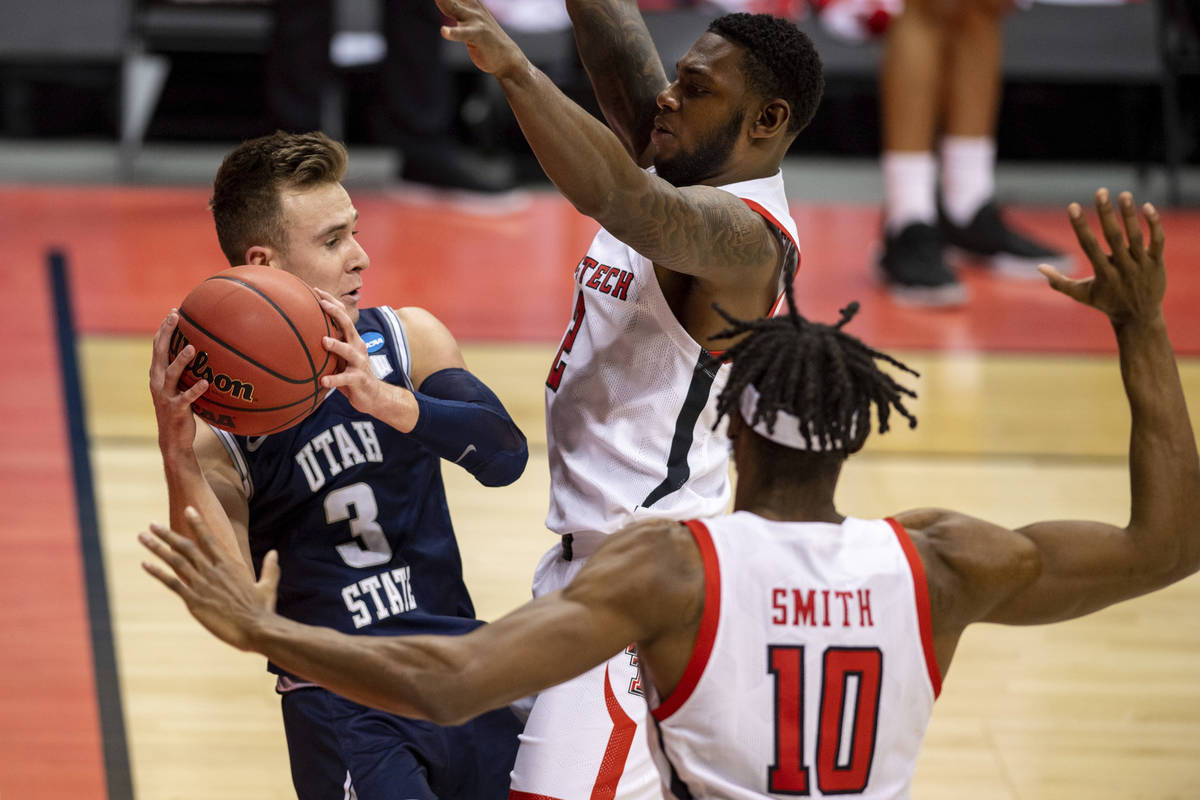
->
<box><xmin>508</xmin><ymin>538</ymin><xmax>663</xmax><ymax>800</ymax></box>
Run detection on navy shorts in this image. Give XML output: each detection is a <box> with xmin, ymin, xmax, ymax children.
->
<box><xmin>281</xmin><ymin>686</ymin><xmax>522</xmax><ymax>799</ymax></box>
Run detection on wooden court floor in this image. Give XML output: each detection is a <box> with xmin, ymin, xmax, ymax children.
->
<box><xmin>3</xmin><ymin>185</ymin><xmax>1199</xmax><ymax>799</ymax></box>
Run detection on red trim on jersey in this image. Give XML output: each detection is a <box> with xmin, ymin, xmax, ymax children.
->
<box><xmin>742</xmin><ymin>198</ymin><xmax>799</xmax><ymax>253</ymax></box>
<box><xmin>590</xmin><ymin>665</ymin><xmax>638</xmax><ymax>800</ymax></box>
<box><xmin>509</xmin><ymin>793</ymin><xmax>564</xmax><ymax>800</ymax></box>
<box><xmin>886</xmin><ymin>517</ymin><xmax>943</xmax><ymax>698</ymax></box>
<box><xmin>652</xmin><ymin>519</ymin><xmax>722</xmax><ymax>721</ymax></box>
<box><xmin>741</xmin><ymin>197</ymin><xmax>802</xmax><ymax>319</ymax></box>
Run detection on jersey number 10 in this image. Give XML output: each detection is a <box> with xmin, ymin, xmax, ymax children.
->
<box><xmin>768</xmin><ymin>645</ymin><xmax>883</xmax><ymax>795</ymax></box>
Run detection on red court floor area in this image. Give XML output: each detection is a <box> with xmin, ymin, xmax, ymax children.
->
<box><xmin>0</xmin><ymin>236</ymin><xmax>107</xmax><ymax>796</ymax></box>
<box><xmin>2</xmin><ymin>185</ymin><xmax>1197</xmax><ymax>352</ymax></box>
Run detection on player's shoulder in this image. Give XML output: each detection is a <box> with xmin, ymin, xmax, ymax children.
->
<box><xmin>609</xmin><ymin>518</ymin><xmax>695</xmax><ymax>557</ymax></box>
<box><xmin>894</xmin><ymin>507</ymin><xmax>1036</xmax><ymax>562</ymax></box>
<box><xmin>389</xmin><ymin>306</ymin><xmax>457</xmax><ymax>348</ymax></box>
<box><xmin>893</xmin><ymin>507</ymin><xmax>1041</xmax><ymax>619</ymax></box>
<box><xmin>594</xmin><ymin>519</ymin><xmax>704</xmax><ymax>590</ymax></box>
<box><xmin>388</xmin><ymin>306</ymin><xmax>465</xmax><ymax>385</ymax></box>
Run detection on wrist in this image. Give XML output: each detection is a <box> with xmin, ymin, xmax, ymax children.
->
<box><xmin>243</xmin><ymin>610</ymin><xmax>278</xmax><ymax>654</ymax></box>
<box><xmin>495</xmin><ymin>55</ymin><xmax>536</xmax><ymax>88</ymax></box>
<box><xmin>380</xmin><ymin>382</ymin><xmax>420</xmax><ymax>434</ymax></box>
<box><xmin>1112</xmin><ymin>311</ymin><xmax>1167</xmax><ymax>338</ymax></box>
<box><xmin>159</xmin><ymin>439</ymin><xmax>199</xmax><ymax>466</ymax></box>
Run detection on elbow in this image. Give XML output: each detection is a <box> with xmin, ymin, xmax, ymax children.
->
<box><xmin>1128</xmin><ymin>528</ymin><xmax>1195</xmax><ymax>587</ymax></box>
<box><xmin>418</xmin><ymin>697</ymin><xmax>473</xmax><ymax>728</ymax></box>
<box><xmin>474</xmin><ymin>442</ymin><xmax>529</xmax><ymax>487</ymax></box>
<box><xmin>1168</xmin><ymin>531</ymin><xmax>1200</xmax><ymax>582</ymax></box>
<box><xmin>411</xmin><ymin>674</ymin><xmax>485</xmax><ymax>728</ymax></box>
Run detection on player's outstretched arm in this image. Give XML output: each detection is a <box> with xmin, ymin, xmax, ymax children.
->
<box><xmin>435</xmin><ymin>0</ymin><xmax>781</xmax><ymax>287</ymax></box>
<box><xmin>149</xmin><ymin>310</ymin><xmax>252</xmax><ymax>574</ymax></box>
<box><xmin>142</xmin><ymin>510</ymin><xmax>699</xmax><ymax>725</ymax></box>
<box><xmin>904</xmin><ymin>190</ymin><xmax>1200</xmax><ymax>640</ymax></box>
<box><xmin>564</xmin><ymin>0</ymin><xmax>669</xmax><ymax>164</ymax></box>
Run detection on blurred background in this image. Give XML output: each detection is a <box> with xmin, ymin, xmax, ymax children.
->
<box><xmin>0</xmin><ymin>0</ymin><xmax>1196</xmax><ymax>193</ymax></box>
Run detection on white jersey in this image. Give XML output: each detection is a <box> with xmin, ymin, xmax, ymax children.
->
<box><xmin>646</xmin><ymin>512</ymin><xmax>942</xmax><ymax>799</ymax></box>
<box><xmin>544</xmin><ymin>171</ymin><xmax>800</xmax><ymax>537</ymax></box>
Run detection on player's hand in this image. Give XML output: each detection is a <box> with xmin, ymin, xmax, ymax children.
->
<box><xmin>1039</xmin><ymin>188</ymin><xmax>1165</xmax><ymax>328</ymax></box>
<box><xmin>149</xmin><ymin>310</ymin><xmax>207</xmax><ymax>454</ymax></box>
<box><xmin>140</xmin><ymin>506</ymin><xmax>279</xmax><ymax>652</ymax></box>
<box><xmin>313</xmin><ymin>288</ymin><xmax>419</xmax><ymax>430</ymax></box>
<box><xmin>434</xmin><ymin>0</ymin><xmax>526</xmax><ymax>79</ymax></box>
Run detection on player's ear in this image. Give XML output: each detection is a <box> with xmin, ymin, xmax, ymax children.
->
<box><xmin>244</xmin><ymin>245</ymin><xmax>276</xmax><ymax>267</ymax></box>
<box><xmin>750</xmin><ymin>99</ymin><xmax>790</xmax><ymax>140</ymax></box>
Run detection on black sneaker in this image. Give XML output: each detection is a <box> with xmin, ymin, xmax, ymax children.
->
<box><xmin>940</xmin><ymin>200</ymin><xmax>1072</xmax><ymax>279</ymax></box>
<box><xmin>878</xmin><ymin>222</ymin><xmax>968</xmax><ymax>307</ymax></box>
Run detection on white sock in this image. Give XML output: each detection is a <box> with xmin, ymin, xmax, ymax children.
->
<box><xmin>940</xmin><ymin>136</ymin><xmax>995</xmax><ymax>227</ymax></box>
<box><xmin>882</xmin><ymin>151</ymin><xmax>936</xmax><ymax>235</ymax></box>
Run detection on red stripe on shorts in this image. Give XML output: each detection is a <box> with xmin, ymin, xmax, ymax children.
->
<box><xmin>590</xmin><ymin>664</ymin><xmax>638</xmax><ymax>800</ymax></box>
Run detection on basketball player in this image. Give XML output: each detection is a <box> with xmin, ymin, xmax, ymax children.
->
<box><xmin>436</xmin><ymin>1</ymin><xmax>823</xmax><ymax>793</ymax></box>
<box><xmin>142</xmin><ymin>188</ymin><xmax>1197</xmax><ymax>797</ymax></box>
<box><xmin>148</xmin><ymin>131</ymin><xmax>528</xmax><ymax>799</ymax></box>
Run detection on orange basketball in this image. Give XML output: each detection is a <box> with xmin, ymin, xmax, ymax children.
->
<box><xmin>168</xmin><ymin>265</ymin><xmax>342</xmax><ymax>435</ymax></box>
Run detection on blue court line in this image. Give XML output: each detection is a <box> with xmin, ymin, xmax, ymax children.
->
<box><xmin>49</xmin><ymin>248</ymin><xmax>134</xmax><ymax>800</ymax></box>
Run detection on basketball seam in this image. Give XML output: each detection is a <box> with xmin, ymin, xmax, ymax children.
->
<box><xmin>204</xmin><ymin>274</ymin><xmax>321</xmax><ymax>387</ymax></box>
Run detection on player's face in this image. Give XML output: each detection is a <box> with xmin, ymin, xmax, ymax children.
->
<box><xmin>276</xmin><ymin>181</ymin><xmax>369</xmax><ymax>324</ymax></box>
<box><xmin>652</xmin><ymin>34</ymin><xmax>754</xmax><ymax>187</ymax></box>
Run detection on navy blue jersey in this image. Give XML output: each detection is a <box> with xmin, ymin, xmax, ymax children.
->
<box><xmin>213</xmin><ymin>307</ymin><xmax>479</xmax><ymax>677</ymax></box>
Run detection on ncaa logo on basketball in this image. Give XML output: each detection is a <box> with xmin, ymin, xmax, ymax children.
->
<box><xmin>362</xmin><ymin>332</ymin><xmax>386</xmax><ymax>354</ymax></box>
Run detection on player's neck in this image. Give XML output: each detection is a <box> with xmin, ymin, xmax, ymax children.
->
<box><xmin>699</xmin><ymin>155</ymin><xmax>782</xmax><ymax>188</ymax></box>
<box><xmin>733</xmin><ymin>476</ymin><xmax>843</xmax><ymax>525</ymax></box>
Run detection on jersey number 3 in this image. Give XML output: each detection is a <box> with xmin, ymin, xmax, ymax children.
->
<box><xmin>326</xmin><ymin>482</ymin><xmax>393</xmax><ymax>568</ymax></box>
<box><xmin>546</xmin><ymin>293</ymin><xmax>586</xmax><ymax>391</ymax></box>
<box><xmin>768</xmin><ymin>645</ymin><xmax>883</xmax><ymax>795</ymax></box>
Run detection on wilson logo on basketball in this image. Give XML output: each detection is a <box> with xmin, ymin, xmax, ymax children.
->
<box><xmin>170</xmin><ymin>328</ymin><xmax>255</xmax><ymax>402</ymax></box>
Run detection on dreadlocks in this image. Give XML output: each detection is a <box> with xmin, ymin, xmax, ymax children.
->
<box><xmin>711</xmin><ymin>280</ymin><xmax>919</xmax><ymax>455</ymax></box>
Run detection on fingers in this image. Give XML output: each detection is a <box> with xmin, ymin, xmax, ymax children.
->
<box><xmin>322</xmin><ymin>335</ymin><xmax>360</xmax><ymax>361</ymax></box>
<box><xmin>140</xmin><ymin>523</ymin><xmax>204</xmax><ymax>587</ymax></box>
<box><xmin>1094</xmin><ymin>188</ymin><xmax>1129</xmax><ymax>257</ymax></box>
<box><xmin>179</xmin><ymin>377</ymin><xmax>208</xmax><ymax>405</ymax></box>
<box><xmin>142</xmin><ymin>559</ymin><xmax>191</xmax><ymax>600</ymax></box>
<box><xmin>316</xmin><ymin>296</ymin><xmax>358</xmax><ymax>343</ymax></box>
<box><xmin>1145</xmin><ymin>201</ymin><xmax>1165</xmax><ymax>263</ymax></box>
<box><xmin>433</xmin><ymin>0</ymin><xmax>465</xmax><ymax>20</ymax></box>
<box><xmin>1038</xmin><ymin>264</ymin><xmax>1091</xmax><ymax>304</ymax></box>
<box><xmin>259</xmin><ymin>550</ymin><xmax>282</xmax><ymax>610</ymax></box>
<box><xmin>320</xmin><ymin>369</ymin><xmax>357</xmax><ymax>390</ymax></box>
<box><xmin>1117</xmin><ymin>191</ymin><xmax>1145</xmax><ymax>262</ymax></box>
<box><xmin>149</xmin><ymin>310</ymin><xmax>179</xmax><ymax>382</ymax></box>
<box><xmin>182</xmin><ymin>506</ymin><xmax>220</xmax><ymax>564</ymax></box>
<box><xmin>1066</xmin><ymin>202</ymin><xmax>1109</xmax><ymax>275</ymax></box>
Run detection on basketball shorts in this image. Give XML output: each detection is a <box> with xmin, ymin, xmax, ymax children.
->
<box><xmin>507</xmin><ymin>539</ymin><xmax>662</xmax><ymax>800</ymax></box>
<box><xmin>281</xmin><ymin>685</ymin><xmax>522</xmax><ymax>800</ymax></box>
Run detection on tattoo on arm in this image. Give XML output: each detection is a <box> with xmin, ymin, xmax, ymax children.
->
<box><xmin>569</xmin><ymin>0</ymin><xmax>669</xmax><ymax>161</ymax></box>
<box><xmin>612</xmin><ymin>186</ymin><xmax>780</xmax><ymax>280</ymax></box>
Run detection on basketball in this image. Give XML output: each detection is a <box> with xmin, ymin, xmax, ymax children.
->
<box><xmin>168</xmin><ymin>265</ymin><xmax>342</xmax><ymax>435</ymax></box>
